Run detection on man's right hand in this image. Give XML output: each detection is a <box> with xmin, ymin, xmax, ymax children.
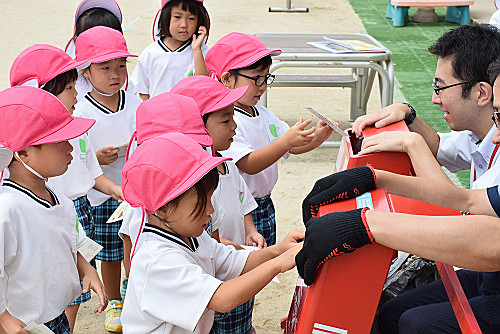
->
<box><xmin>351</xmin><ymin>103</ymin><xmax>413</xmax><ymax>138</ymax></box>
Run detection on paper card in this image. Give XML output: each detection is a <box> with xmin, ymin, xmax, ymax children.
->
<box><xmin>78</xmin><ymin>238</ymin><xmax>103</xmax><ymax>262</ymax></box>
<box><xmin>106</xmin><ymin>201</ymin><xmax>127</xmax><ymax>224</ymax></box>
<box><xmin>304</xmin><ymin>107</ymin><xmax>347</xmax><ymax>137</ymax></box>
<box><xmin>240</xmin><ymin>245</ymin><xmax>280</xmax><ymax>283</ymax></box>
<box><xmin>113</xmin><ymin>143</ymin><xmax>128</xmax><ymax>158</ymax></box>
<box><xmin>24</xmin><ymin>323</ymin><xmax>55</xmax><ymax>334</ymax></box>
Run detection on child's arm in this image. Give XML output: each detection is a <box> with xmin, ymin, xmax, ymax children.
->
<box><xmin>236</xmin><ymin>119</ymin><xmax>314</xmax><ymax>175</ymax></box>
<box><xmin>93</xmin><ymin>175</ymin><xmax>124</xmax><ymax>202</ymax></box>
<box><xmin>219</xmin><ymin>237</ymin><xmax>245</xmax><ymax>250</ymax></box>
<box><xmin>0</xmin><ymin>311</ymin><xmax>28</xmax><ymax>334</ymax></box>
<box><xmin>192</xmin><ymin>26</ymin><xmax>209</xmax><ymax>76</ymax></box>
<box><xmin>96</xmin><ymin>146</ymin><xmax>119</xmax><ymax>165</ymax></box>
<box><xmin>76</xmin><ymin>252</ymin><xmax>108</xmax><ymax>313</ymax></box>
<box><xmin>208</xmin><ymin>230</ymin><xmax>303</xmax><ymax>313</ymax></box>
<box><xmin>244</xmin><ymin>214</ymin><xmax>266</xmax><ymax>249</ymax></box>
<box><xmin>289</xmin><ymin>120</ymin><xmax>333</xmax><ymax>154</ymax></box>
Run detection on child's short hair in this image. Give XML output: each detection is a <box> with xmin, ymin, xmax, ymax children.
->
<box><xmin>157</xmin><ymin>0</ymin><xmax>210</xmax><ymax>39</ymax></box>
<box><xmin>76</xmin><ymin>7</ymin><xmax>123</xmax><ymax>36</ymax></box>
<box><xmin>42</xmin><ymin>69</ymin><xmax>78</xmax><ymax>96</ymax></box>
<box><xmin>236</xmin><ymin>55</ymin><xmax>272</xmax><ymax>72</ymax></box>
<box><xmin>157</xmin><ymin>167</ymin><xmax>218</xmax><ymax>220</ymax></box>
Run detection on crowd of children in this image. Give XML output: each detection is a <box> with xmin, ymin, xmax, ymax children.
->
<box><xmin>0</xmin><ymin>0</ymin><xmax>336</xmax><ymax>333</ymax></box>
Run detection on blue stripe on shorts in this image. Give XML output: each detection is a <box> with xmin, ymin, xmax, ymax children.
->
<box><xmin>211</xmin><ymin>298</ymin><xmax>254</xmax><ymax>334</ymax></box>
<box><xmin>45</xmin><ymin>312</ymin><xmax>71</xmax><ymax>334</ymax></box>
<box><xmin>251</xmin><ymin>194</ymin><xmax>276</xmax><ymax>246</ymax></box>
<box><xmin>92</xmin><ymin>197</ymin><xmax>123</xmax><ymax>262</ymax></box>
<box><xmin>69</xmin><ymin>195</ymin><xmax>96</xmax><ymax>305</ymax></box>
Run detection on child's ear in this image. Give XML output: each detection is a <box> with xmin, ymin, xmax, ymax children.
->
<box><xmin>220</xmin><ymin>72</ymin><xmax>233</xmax><ymax>88</ymax></box>
<box><xmin>82</xmin><ymin>68</ymin><xmax>90</xmax><ymax>79</ymax></box>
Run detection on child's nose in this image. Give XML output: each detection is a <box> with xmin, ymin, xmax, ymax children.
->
<box><xmin>206</xmin><ymin>199</ymin><xmax>214</xmax><ymax>216</ymax></box>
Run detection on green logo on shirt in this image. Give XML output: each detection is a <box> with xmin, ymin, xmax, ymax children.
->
<box><xmin>269</xmin><ymin>124</ymin><xmax>277</xmax><ymax>137</ymax></box>
<box><xmin>79</xmin><ymin>139</ymin><xmax>86</xmax><ymax>153</ymax></box>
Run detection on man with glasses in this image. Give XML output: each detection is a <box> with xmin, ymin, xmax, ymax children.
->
<box><xmin>351</xmin><ymin>23</ymin><xmax>500</xmax><ymax>190</ymax></box>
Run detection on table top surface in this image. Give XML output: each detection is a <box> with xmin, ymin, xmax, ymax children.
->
<box><xmin>255</xmin><ymin>32</ymin><xmax>392</xmax><ymax>61</ymax></box>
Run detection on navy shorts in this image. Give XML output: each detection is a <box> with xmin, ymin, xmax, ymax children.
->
<box><xmin>45</xmin><ymin>312</ymin><xmax>71</xmax><ymax>334</ymax></box>
<box><xmin>69</xmin><ymin>195</ymin><xmax>96</xmax><ymax>305</ymax></box>
<box><xmin>211</xmin><ymin>298</ymin><xmax>254</xmax><ymax>334</ymax></box>
<box><xmin>92</xmin><ymin>197</ymin><xmax>123</xmax><ymax>262</ymax></box>
<box><xmin>251</xmin><ymin>194</ymin><xmax>276</xmax><ymax>246</ymax></box>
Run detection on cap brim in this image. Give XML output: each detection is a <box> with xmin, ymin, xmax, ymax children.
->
<box><xmin>150</xmin><ymin>155</ymin><xmax>229</xmax><ymax>214</ymax></box>
<box><xmin>92</xmin><ymin>51</ymin><xmax>138</xmax><ymax>64</ymax></box>
<box><xmin>0</xmin><ymin>148</ymin><xmax>13</xmax><ymax>171</ymax></box>
<box><xmin>187</xmin><ymin>133</ymin><xmax>213</xmax><ymax>147</ymax></box>
<box><xmin>232</xmin><ymin>49</ymin><xmax>281</xmax><ymax>71</ymax></box>
<box><xmin>202</xmin><ymin>85</ymin><xmax>249</xmax><ymax>116</ymax></box>
<box><xmin>31</xmin><ymin>117</ymin><xmax>96</xmax><ymax>146</ymax></box>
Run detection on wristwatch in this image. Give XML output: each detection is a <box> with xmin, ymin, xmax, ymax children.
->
<box><xmin>402</xmin><ymin>103</ymin><xmax>416</xmax><ymax>125</ymax></box>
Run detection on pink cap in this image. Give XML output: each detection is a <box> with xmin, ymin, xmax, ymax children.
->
<box><xmin>122</xmin><ymin>132</ymin><xmax>228</xmax><ymax>214</ymax></box>
<box><xmin>0</xmin><ymin>86</ymin><xmax>95</xmax><ymax>170</ymax></box>
<box><xmin>10</xmin><ymin>44</ymin><xmax>90</xmax><ymax>88</ymax></box>
<box><xmin>74</xmin><ymin>0</ymin><xmax>122</xmax><ymax>34</ymax></box>
<box><xmin>75</xmin><ymin>26</ymin><xmax>137</xmax><ymax>64</ymax></box>
<box><xmin>171</xmin><ymin>75</ymin><xmax>248</xmax><ymax>116</ymax></box>
<box><xmin>205</xmin><ymin>32</ymin><xmax>281</xmax><ymax>80</ymax></box>
<box><xmin>136</xmin><ymin>92</ymin><xmax>212</xmax><ymax>146</ymax></box>
<box><xmin>152</xmin><ymin>0</ymin><xmax>204</xmax><ymax>42</ymax></box>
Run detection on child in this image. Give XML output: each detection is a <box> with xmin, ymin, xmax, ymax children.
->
<box><xmin>205</xmin><ymin>32</ymin><xmax>333</xmax><ymax>246</ymax></box>
<box><xmin>131</xmin><ymin>0</ymin><xmax>210</xmax><ymax>99</ymax></box>
<box><xmin>120</xmin><ymin>133</ymin><xmax>303</xmax><ymax>333</ymax></box>
<box><xmin>171</xmin><ymin>74</ymin><xmax>265</xmax><ymax>334</ymax></box>
<box><xmin>9</xmin><ymin>43</ymin><xmax>125</xmax><ymax>332</ymax></box>
<box><xmin>74</xmin><ymin>25</ymin><xmax>141</xmax><ymax>332</ymax></box>
<box><xmin>0</xmin><ymin>86</ymin><xmax>106</xmax><ymax>333</ymax></box>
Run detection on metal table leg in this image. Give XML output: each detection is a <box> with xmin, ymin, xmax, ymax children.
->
<box><xmin>269</xmin><ymin>0</ymin><xmax>309</xmax><ymax>12</ymax></box>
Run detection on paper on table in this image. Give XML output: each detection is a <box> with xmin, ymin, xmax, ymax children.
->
<box><xmin>78</xmin><ymin>238</ymin><xmax>103</xmax><ymax>262</ymax></box>
<box><xmin>24</xmin><ymin>323</ymin><xmax>55</xmax><ymax>334</ymax></box>
<box><xmin>106</xmin><ymin>201</ymin><xmax>127</xmax><ymax>223</ymax></box>
<box><xmin>307</xmin><ymin>36</ymin><xmax>384</xmax><ymax>54</ymax></box>
<box><xmin>304</xmin><ymin>107</ymin><xmax>347</xmax><ymax>137</ymax></box>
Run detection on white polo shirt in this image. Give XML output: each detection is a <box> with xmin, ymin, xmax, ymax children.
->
<box><xmin>437</xmin><ymin>125</ymin><xmax>500</xmax><ymax>188</ymax></box>
<box><xmin>0</xmin><ymin>180</ymin><xmax>85</xmax><ymax>325</ymax></box>
<box><xmin>47</xmin><ymin>133</ymin><xmax>103</xmax><ymax>201</ymax></box>
<box><xmin>121</xmin><ymin>224</ymin><xmax>250</xmax><ymax>334</ymax></box>
<box><xmin>130</xmin><ymin>39</ymin><xmax>209</xmax><ymax>97</ymax></box>
<box><xmin>74</xmin><ymin>90</ymin><xmax>139</xmax><ymax>206</ymax></box>
<box><xmin>220</xmin><ymin>105</ymin><xmax>290</xmax><ymax>199</ymax></box>
<box><xmin>213</xmin><ymin>160</ymin><xmax>258</xmax><ymax>244</ymax></box>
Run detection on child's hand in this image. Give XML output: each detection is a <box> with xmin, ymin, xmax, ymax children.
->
<box><xmin>246</xmin><ymin>230</ymin><xmax>267</xmax><ymax>249</ymax></box>
<box><xmin>278</xmin><ymin>229</ymin><xmax>305</xmax><ymax>253</ymax></box>
<box><xmin>192</xmin><ymin>26</ymin><xmax>207</xmax><ymax>51</ymax></box>
<box><xmin>283</xmin><ymin>118</ymin><xmax>315</xmax><ymax>149</ymax></box>
<box><xmin>276</xmin><ymin>242</ymin><xmax>303</xmax><ymax>273</ymax></box>
<box><xmin>96</xmin><ymin>146</ymin><xmax>119</xmax><ymax>165</ymax></box>
<box><xmin>81</xmin><ymin>267</ymin><xmax>108</xmax><ymax>313</ymax></box>
<box><xmin>110</xmin><ymin>184</ymin><xmax>124</xmax><ymax>203</ymax></box>
<box><xmin>314</xmin><ymin>120</ymin><xmax>334</xmax><ymax>143</ymax></box>
<box><xmin>357</xmin><ymin>131</ymin><xmax>421</xmax><ymax>156</ymax></box>
<box><xmin>0</xmin><ymin>311</ymin><xmax>28</xmax><ymax>334</ymax></box>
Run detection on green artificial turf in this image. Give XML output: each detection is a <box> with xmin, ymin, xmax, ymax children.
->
<box><xmin>349</xmin><ymin>0</ymin><xmax>470</xmax><ymax>187</ymax></box>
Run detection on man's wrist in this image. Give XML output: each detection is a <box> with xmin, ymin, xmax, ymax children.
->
<box><xmin>402</xmin><ymin>103</ymin><xmax>416</xmax><ymax>125</ymax></box>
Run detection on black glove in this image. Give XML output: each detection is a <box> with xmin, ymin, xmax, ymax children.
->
<box><xmin>296</xmin><ymin>208</ymin><xmax>373</xmax><ymax>286</ymax></box>
<box><xmin>302</xmin><ymin>166</ymin><xmax>376</xmax><ymax>224</ymax></box>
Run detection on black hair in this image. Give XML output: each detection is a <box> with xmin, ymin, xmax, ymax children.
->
<box><xmin>42</xmin><ymin>69</ymin><xmax>78</xmax><ymax>96</ymax></box>
<box><xmin>488</xmin><ymin>58</ymin><xmax>500</xmax><ymax>86</ymax></box>
<box><xmin>158</xmin><ymin>167</ymin><xmax>219</xmax><ymax>220</ymax></box>
<box><xmin>157</xmin><ymin>0</ymin><xmax>210</xmax><ymax>39</ymax></box>
<box><xmin>202</xmin><ymin>113</ymin><xmax>209</xmax><ymax>124</ymax></box>
<box><xmin>428</xmin><ymin>23</ymin><xmax>500</xmax><ymax>98</ymax></box>
<box><xmin>75</xmin><ymin>7</ymin><xmax>123</xmax><ymax>37</ymax></box>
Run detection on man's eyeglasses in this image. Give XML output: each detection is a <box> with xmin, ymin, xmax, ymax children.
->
<box><xmin>432</xmin><ymin>78</ymin><xmax>474</xmax><ymax>96</ymax></box>
<box><xmin>492</xmin><ymin>111</ymin><xmax>500</xmax><ymax>130</ymax></box>
<box><xmin>234</xmin><ymin>72</ymin><xmax>275</xmax><ymax>86</ymax></box>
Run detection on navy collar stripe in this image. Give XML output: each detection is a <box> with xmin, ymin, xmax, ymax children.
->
<box><xmin>85</xmin><ymin>90</ymin><xmax>125</xmax><ymax>114</ymax></box>
<box><xmin>234</xmin><ymin>105</ymin><xmax>259</xmax><ymax>118</ymax></box>
<box><xmin>158</xmin><ymin>39</ymin><xmax>192</xmax><ymax>53</ymax></box>
<box><xmin>2</xmin><ymin>180</ymin><xmax>58</xmax><ymax>208</ymax></box>
<box><xmin>143</xmin><ymin>223</ymin><xmax>198</xmax><ymax>252</ymax></box>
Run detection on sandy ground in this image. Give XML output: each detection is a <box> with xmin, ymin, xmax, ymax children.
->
<box><xmin>0</xmin><ymin>0</ymin><xmax>495</xmax><ymax>333</ymax></box>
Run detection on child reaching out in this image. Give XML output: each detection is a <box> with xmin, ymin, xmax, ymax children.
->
<box><xmin>74</xmin><ymin>25</ymin><xmax>141</xmax><ymax>332</ymax></box>
<box><xmin>0</xmin><ymin>86</ymin><xmax>106</xmax><ymax>333</ymax></box>
<box><xmin>171</xmin><ymin>75</ymin><xmax>266</xmax><ymax>334</ymax></box>
<box><xmin>120</xmin><ymin>133</ymin><xmax>303</xmax><ymax>333</ymax></box>
<box><xmin>131</xmin><ymin>0</ymin><xmax>210</xmax><ymax>99</ymax></box>
<box><xmin>205</xmin><ymin>32</ymin><xmax>333</xmax><ymax>246</ymax></box>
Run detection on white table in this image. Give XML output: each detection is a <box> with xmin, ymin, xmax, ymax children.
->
<box><xmin>255</xmin><ymin>33</ymin><xmax>394</xmax><ymax>121</ymax></box>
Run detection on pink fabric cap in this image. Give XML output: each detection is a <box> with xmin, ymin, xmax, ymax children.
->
<box><xmin>0</xmin><ymin>86</ymin><xmax>95</xmax><ymax>170</ymax></box>
<box><xmin>75</xmin><ymin>26</ymin><xmax>137</xmax><ymax>64</ymax></box>
<box><xmin>122</xmin><ymin>133</ymin><xmax>228</xmax><ymax>214</ymax></box>
<box><xmin>136</xmin><ymin>92</ymin><xmax>212</xmax><ymax>146</ymax></box>
<box><xmin>171</xmin><ymin>75</ymin><xmax>248</xmax><ymax>116</ymax></box>
<box><xmin>152</xmin><ymin>0</ymin><xmax>204</xmax><ymax>42</ymax></box>
<box><xmin>205</xmin><ymin>32</ymin><xmax>281</xmax><ymax>80</ymax></box>
<box><xmin>10</xmin><ymin>44</ymin><xmax>90</xmax><ymax>87</ymax></box>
